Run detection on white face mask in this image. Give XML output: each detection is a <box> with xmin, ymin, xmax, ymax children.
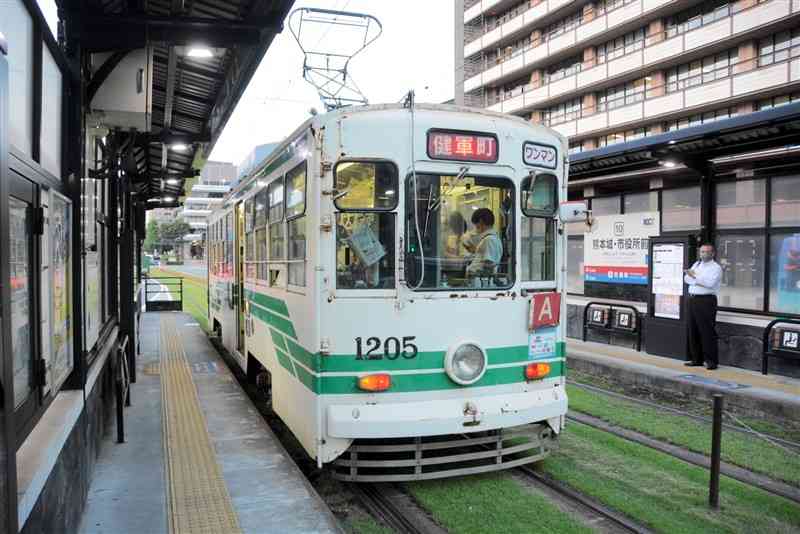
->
<box><xmin>699</xmin><ymin>249</ymin><xmax>714</xmax><ymax>262</ymax></box>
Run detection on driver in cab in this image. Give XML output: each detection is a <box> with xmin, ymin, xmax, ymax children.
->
<box><xmin>463</xmin><ymin>208</ymin><xmax>503</xmax><ymax>278</ymax></box>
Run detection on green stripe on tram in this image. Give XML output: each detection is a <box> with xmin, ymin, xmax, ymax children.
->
<box><xmin>246</xmin><ymin>289</ymin><xmax>565</xmax><ymax>394</ymax></box>
<box><xmin>246</xmin><ymin>289</ymin><xmax>290</xmax><ymax>317</ymax></box>
<box><xmin>248</xmin><ymin>301</ymin><xmax>297</xmax><ymax>339</ymax></box>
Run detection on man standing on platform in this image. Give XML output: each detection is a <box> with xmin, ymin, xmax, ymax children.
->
<box><xmin>684</xmin><ymin>243</ymin><xmax>723</xmax><ymax>370</ymax></box>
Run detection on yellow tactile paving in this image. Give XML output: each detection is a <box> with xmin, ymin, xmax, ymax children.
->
<box><xmin>160</xmin><ymin>314</ymin><xmax>242</xmax><ymax>534</ymax></box>
<box><xmin>568</xmin><ymin>340</ymin><xmax>800</xmax><ymax>397</ymax></box>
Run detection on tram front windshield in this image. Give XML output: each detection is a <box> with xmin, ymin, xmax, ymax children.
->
<box><xmin>405</xmin><ymin>174</ymin><xmax>513</xmax><ymax>289</ymax></box>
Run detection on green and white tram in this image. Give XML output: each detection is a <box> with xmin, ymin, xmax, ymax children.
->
<box><xmin>207</xmin><ymin>103</ymin><xmax>584</xmax><ymax>481</ymax></box>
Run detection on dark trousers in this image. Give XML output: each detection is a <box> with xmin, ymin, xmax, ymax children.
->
<box><xmin>687</xmin><ymin>295</ymin><xmax>718</xmax><ymax>365</ymax></box>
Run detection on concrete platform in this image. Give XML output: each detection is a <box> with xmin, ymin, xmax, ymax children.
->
<box><xmin>567</xmin><ymin>340</ymin><xmax>800</xmax><ymax>421</ymax></box>
<box><xmin>79</xmin><ymin>312</ymin><xmax>340</xmax><ymax>534</ymax></box>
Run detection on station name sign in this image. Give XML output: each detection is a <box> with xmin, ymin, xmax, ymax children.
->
<box><xmin>427</xmin><ymin>130</ymin><xmax>498</xmax><ymax>163</ymax></box>
<box><xmin>523</xmin><ymin>142</ymin><xmax>557</xmax><ymax>169</ymax></box>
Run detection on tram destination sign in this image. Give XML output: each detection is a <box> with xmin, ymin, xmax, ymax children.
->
<box><xmin>427</xmin><ymin>129</ymin><xmax>498</xmax><ymax>163</ymax></box>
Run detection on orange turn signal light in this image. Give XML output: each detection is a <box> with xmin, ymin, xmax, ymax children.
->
<box><xmin>525</xmin><ymin>362</ymin><xmax>551</xmax><ymax>380</ymax></box>
<box><xmin>358</xmin><ymin>373</ymin><xmax>392</xmax><ymax>392</ymax></box>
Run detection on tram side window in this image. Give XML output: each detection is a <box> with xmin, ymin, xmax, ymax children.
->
<box><xmin>405</xmin><ymin>173</ymin><xmax>514</xmax><ymax>289</ymax></box>
<box><xmin>286</xmin><ymin>162</ymin><xmax>307</xmax><ymax>286</ymax></box>
<box><xmin>245</xmin><ymin>198</ymin><xmax>255</xmax><ymax>281</ymax></box>
<box><xmin>334</xmin><ymin>161</ymin><xmax>398</xmax><ymax>289</ymax></box>
<box><xmin>255</xmin><ymin>188</ymin><xmax>268</xmax><ymax>282</ymax></box>
<box><xmin>521</xmin><ymin>174</ymin><xmax>557</xmax><ymax>282</ymax></box>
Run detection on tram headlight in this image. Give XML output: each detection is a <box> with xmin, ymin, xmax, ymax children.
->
<box><xmin>445</xmin><ymin>342</ymin><xmax>487</xmax><ymax>385</ymax></box>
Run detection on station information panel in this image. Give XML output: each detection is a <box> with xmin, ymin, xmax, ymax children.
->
<box><xmin>645</xmin><ymin>236</ymin><xmax>693</xmax><ymax>359</ymax></box>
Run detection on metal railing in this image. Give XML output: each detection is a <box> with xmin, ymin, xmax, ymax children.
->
<box><xmin>143</xmin><ymin>275</ymin><xmax>184</xmax><ymax>312</ymax></box>
<box><xmin>761</xmin><ymin>318</ymin><xmax>800</xmax><ymax>375</ymax></box>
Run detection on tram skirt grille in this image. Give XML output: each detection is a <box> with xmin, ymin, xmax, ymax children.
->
<box><xmin>160</xmin><ymin>314</ymin><xmax>242</xmax><ymax>534</ymax></box>
<box><xmin>331</xmin><ymin>424</ymin><xmax>556</xmax><ymax>482</ymax></box>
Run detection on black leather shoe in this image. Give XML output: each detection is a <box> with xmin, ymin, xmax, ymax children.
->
<box><xmin>705</xmin><ymin>363</ymin><xmax>718</xmax><ymax>370</ymax></box>
<box><xmin>684</xmin><ymin>361</ymin><xmax>703</xmax><ymax>367</ymax></box>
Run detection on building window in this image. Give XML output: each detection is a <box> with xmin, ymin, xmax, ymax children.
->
<box><xmin>567</xmin><ymin>237</ymin><xmax>584</xmax><ymax>294</ymax></box>
<box><xmin>757</xmin><ymin>92</ymin><xmax>800</xmax><ymax>111</ymax></box>
<box><xmin>597</xmin><ymin>127</ymin><xmax>652</xmax><ymax>148</ymax></box>
<box><xmin>545</xmin><ymin>9</ymin><xmax>582</xmax><ymax>40</ymax></box>
<box><xmin>596</xmin><ymin>0</ymin><xmax>637</xmax><ymax>15</ymax></box>
<box><xmin>715</xmin><ymin>180</ymin><xmax>766</xmax><ymax>229</ymax></box>
<box><xmin>771</xmin><ymin>176</ymin><xmax>800</xmax><ymax>228</ymax></box>
<box><xmin>717</xmin><ymin>235</ymin><xmax>765</xmax><ymax>311</ymax></box>
<box><xmin>598</xmin><ymin>79</ymin><xmax>645</xmax><ymax>111</ymax></box>
<box><xmin>665</xmin><ymin>50</ymin><xmax>737</xmax><ymax>93</ymax></box>
<box><xmin>0</xmin><ymin>1</ymin><xmax>34</xmax><ymax>155</ymax></box>
<box><xmin>664</xmin><ymin>107</ymin><xmax>737</xmax><ymax>131</ymax></box>
<box><xmin>544</xmin><ymin>55</ymin><xmax>583</xmax><ymax>83</ymax></box>
<box><xmin>591</xmin><ymin>196</ymin><xmax>621</xmax><ymax>216</ymax></box>
<box><xmin>665</xmin><ymin>0</ymin><xmax>732</xmax><ymax>39</ymax></box>
<box><xmin>624</xmin><ymin>192</ymin><xmax>658</xmax><ymax>213</ymax></box>
<box><xmin>544</xmin><ymin>97</ymin><xmax>582</xmax><ymax>126</ymax></box>
<box><xmin>662</xmin><ymin>186</ymin><xmax>701</xmax><ymax>232</ymax></box>
<box><xmin>758</xmin><ymin>29</ymin><xmax>800</xmax><ymax>67</ymax></box>
<box><xmin>596</xmin><ymin>27</ymin><xmax>647</xmax><ymax>64</ymax></box>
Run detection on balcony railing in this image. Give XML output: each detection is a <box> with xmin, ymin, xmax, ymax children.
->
<box><xmin>536</xmin><ymin>50</ymin><xmax>800</xmax><ymax>139</ymax></box>
<box><xmin>465</xmin><ymin>0</ymin><xmax>795</xmax><ymax>94</ymax></box>
<box><xmin>483</xmin><ymin>0</ymin><xmax>797</xmax><ymax>112</ymax></box>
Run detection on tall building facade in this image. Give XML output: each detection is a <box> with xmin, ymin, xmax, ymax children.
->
<box><xmin>456</xmin><ymin>0</ymin><xmax>800</xmax><ymax>378</ymax></box>
<box><xmin>457</xmin><ymin>0</ymin><xmax>799</xmax><ymax>151</ymax></box>
<box><xmin>182</xmin><ymin>160</ymin><xmax>236</xmax><ymax>241</ymax></box>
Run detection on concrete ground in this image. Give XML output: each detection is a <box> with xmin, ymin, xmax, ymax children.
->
<box><xmin>78</xmin><ymin>312</ymin><xmax>339</xmax><ymax>534</ymax></box>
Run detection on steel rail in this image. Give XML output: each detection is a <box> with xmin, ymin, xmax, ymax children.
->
<box><xmin>567</xmin><ymin>412</ymin><xmax>800</xmax><ymax>505</ymax></box>
<box><xmin>517</xmin><ymin>466</ymin><xmax>653</xmax><ymax>534</ymax></box>
<box><xmin>567</xmin><ymin>379</ymin><xmax>800</xmax><ymax>451</ymax></box>
<box><xmin>348</xmin><ymin>483</ymin><xmax>446</xmax><ymax>534</ymax></box>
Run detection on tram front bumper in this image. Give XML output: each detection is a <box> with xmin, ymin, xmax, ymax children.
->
<box><xmin>326</xmin><ymin>387</ymin><xmax>567</xmax><ymax>439</ymax></box>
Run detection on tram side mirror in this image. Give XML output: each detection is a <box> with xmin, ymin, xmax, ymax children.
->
<box><xmin>558</xmin><ymin>201</ymin><xmax>588</xmax><ymax>223</ymax></box>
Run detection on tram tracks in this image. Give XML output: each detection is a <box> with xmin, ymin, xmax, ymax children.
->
<box><xmin>515</xmin><ymin>466</ymin><xmax>653</xmax><ymax>534</ymax></box>
<box><xmin>567</xmin><ymin>379</ymin><xmax>800</xmax><ymax>452</ymax></box>
<box><xmin>349</xmin><ymin>483</ymin><xmax>448</xmax><ymax>534</ymax></box>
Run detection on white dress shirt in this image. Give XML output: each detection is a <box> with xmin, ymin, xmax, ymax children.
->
<box><xmin>465</xmin><ymin>229</ymin><xmax>503</xmax><ymax>275</ymax></box>
<box><xmin>684</xmin><ymin>259</ymin><xmax>722</xmax><ymax>295</ymax></box>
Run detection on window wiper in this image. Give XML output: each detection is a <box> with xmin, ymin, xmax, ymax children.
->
<box><xmin>422</xmin><ymin>166</ymin><xmax>470</xmax><ymax>239</ymax></box>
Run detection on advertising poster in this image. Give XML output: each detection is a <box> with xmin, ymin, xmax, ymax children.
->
<box><xmin>50</xmin><ymin>191</ymin><xmax>73</xmax><ymax>391</ymax></box>
<box><xmin>584</xmin><ymin>212</ymin><xmax>660</xmax><ymax>285</ymax></box>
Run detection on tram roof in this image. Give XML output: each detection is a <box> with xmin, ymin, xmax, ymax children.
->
<box><xmin>569</xmin><ymin>102</ymin><xmax>800</xmax><ymax>180</ymax></box>
<box><xmin>75</xmin><ymin>0</ymin><xmax>294</xmax><ymax>204</ymax></box>
<box><xmin>223</xmin><ymin>102</ymin><xmax>567</xmax><ymax>204</ymax></box>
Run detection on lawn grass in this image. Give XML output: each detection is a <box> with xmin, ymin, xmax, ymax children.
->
<box><xmin>569</xmin><ymin>369</ymin><xmax>800</xmax><ymax>443</ymax></box>
<box><xmin>408</xmin><ymin>473</ymin><xmax>592</xmax><ymax>534</ymax></box>
<box><xmin>147</xmin><ymin>268</ymin><xmax>209</xmax><ymax>332</ymax></box>
<box><xmin>566</xmin><ymin>383</ymin><xmax>800</xmax><ymax>487</ymax></box>
<box><xmin>539</xmin><ymin>422</ymin><xmax>800</xmax><ymax>534</ymax></box>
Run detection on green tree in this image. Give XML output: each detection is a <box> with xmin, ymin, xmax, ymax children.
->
<box><xmin>143</xmin><ymin>219</ymin><xmax>160</xmax><ymax>252</ymax></box>
<box><xmin>159</xmin><ymin>218</ymin><xmax>192</xmax><ymax>246</ymax></box>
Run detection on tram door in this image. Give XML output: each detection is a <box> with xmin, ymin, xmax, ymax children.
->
<box><xmin>8</xmin><ymin>172</ymin><xmax>40</xmax><ymax>435</ymax></box>
<box><xmin>235</xmin><ymin>201</ymin><xmax>245</xmax><ymax>353</ymax></box>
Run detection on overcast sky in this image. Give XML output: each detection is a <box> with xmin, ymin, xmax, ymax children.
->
<box><xmin>209</xmin><ymin>0</ymin><xmax>455</xmax><ymax>166</ymax></box>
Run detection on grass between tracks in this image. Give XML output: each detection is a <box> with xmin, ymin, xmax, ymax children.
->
<box><xmin>148</xmin><ymin>268</ymin><xmax>209</xmax><ymax>332</ymax></box>
<box><xmin>566</xmin><ymin>382</ymin><xmax>800</xmax><ymax>487</ymax></box>
<box><xmin>408</xmin><ymin>473</ymin><xmax>592</xmax><ymax>534</ymax></box>
<box><xmin>538</xmin><ymin>422</ymin><xmax>800</xmax><ymax>534</ymax></box>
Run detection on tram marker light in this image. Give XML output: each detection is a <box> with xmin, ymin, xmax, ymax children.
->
<box><xmin>358</xmin><ymin>374</ymin><xmax>391</xmax><ymax>392</ymax></box>
<box><xmin>525</xmin><ymin>363</ymin><xmax>551</xmax><ymax>380</ymax></box>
